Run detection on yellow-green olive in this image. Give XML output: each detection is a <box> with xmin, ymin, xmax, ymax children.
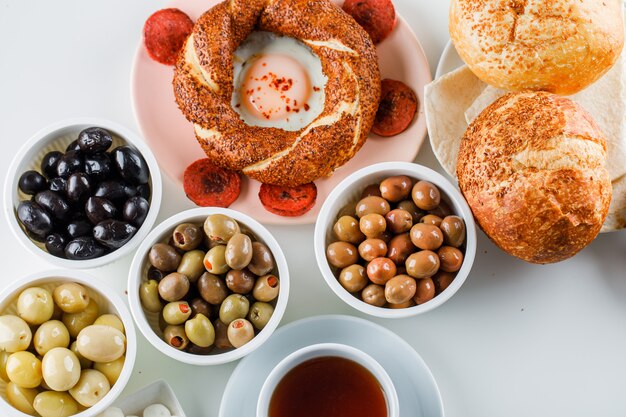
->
<box><xmin>226</xmin><ymin>233</ymin><xmax>253</xmax><ymax>270</ymax></box>
<box><xmin>184</xmin><ymin>314</ymin><xmax>215</xmax><ymax>348</ymax></box>
<box><xmin>6</xmin><ymin>381</ymin><xmax>38</xmax><ymax>415</ymax></box>
<box><xmin>0</xmin><ymin>315</ymin><xmax>32</xmax><ymax>352</ymax></box>
<box><xmin>53</xmin><ymin>283</ymin><xmax>90</xmax><ymax>314</ymax></box>
<box><xmin>176</xmin><ymin>250</ymin><xmax>206</xmax><ymax>284</ymax></box>
<box><xmin>162</xmin><ymin>301</ymin><xmax>192</xmax><ymax>325</ymax></box>
<box><xmin>219</xmin><ymin>294</ymin><xmax>249</xmax><ymax>325</ymax></box>
<box><xmin>69</xmin><ymin>369</ymin><xmax>110</xmax><ymax>407</ymax></box>
<box><xmin>93</xmin><ymin>314</ymin><xmax>125</xmax><ymax>334</ymax></box>
<box><xmin>76</xmin><ymin>325</ymin><xmax>126</xmax><ymax>363</ymax></box>
<box><xmin>41</xmin><ymin>347</ymin><xmax>81</xmax><ymax>391</ymax></box>
<box><xmin>17</xmin><ymin>287</ymin><xmax>54</xmax><ymax>325</ymax></box>
<box><xmin>6</xmin><ymin>351</ymin><xmax>42</xmax><ymax>388</ymax></box>
<box><xmin>62</xmin><ymin>299</ymin><xmax>99</xmax><ymax>338</ymax></box>
<box><xmin>140</xmin><ymin>280</ymin><xmax>163</xmax><ymax>313</ymax></box>
<box><xmin>33</xmin><ymin>320</ymin><xmax>70</xmax><ymax>356</ymax></box>
<box><xmin>70</xmin><ymin>341</ymin><xmax>92</xmax><ymax>369</ymax></box>
<box><xmin>204</xmin><ymin>214</ymin><xmax>240</xmax><ymax>244</ymax></box>
<box><xmin>227</xmin><ymin>318</ymin><xmax>255</xmax><ymax>348</ymax></box>
<box><xmin>252</xmin><ymin>275</ymin><xmax>280</xmax><ymax>302</ymax></box>
<box><xmin>248</xmin><ymin>302</ymin><xmax>274</xmax><ymax>330</ymax></box>
<box><xmin>93</xmin><ymin>355</ymin><xmax>125</xmax><ymax>385</ymax></box>
<box><xmin>33</xmin><ymin>391</ymin><xmax>79</xmax><ymax>417</ymax></box>
<box><xmin>203</xmin><ymin>245</ymin><xmax>229</xmax><ymax>274</ymax></box>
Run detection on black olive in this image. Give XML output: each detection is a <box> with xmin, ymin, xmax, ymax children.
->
<box><xmin>147</xmin><ymin>266</ymin><xmax>166</xmax><ymax>281</ymax></box>
<box><xmin>17</xmin><ymin>201</ymin><xmax>54</xmax><ymax>236</ymax></box>
<box><xmin>93</xmin><ymin>220</ymin><xmax>137</xmax><ymax>249</ymax></box>
<box><xmin>56</xmin><ymin>150</ymin><xmax>84</xmax><ymax>178</ymax></box>
<box><xmin>136</xmin><ymin>183</ymin><xmax>151</xmax><ymax>200</ymax></box>
<box><xmin>40</xmin><ymin>151</ymin><xmax>63</xmax><ymax>179</ymax></box>
<box><xmin>65</xmin><ymin>140</ymin><xmax>81</xmax><ymax>152</ymax></box>
<box><xmin>34</xmin><ymin>190</ymin><xmax>70</xmax><ymax>221</ymax></box>
<box><xmin>84</xmin><ymin>153</ymin><xmax>112</xmax><ymax>180</ymax></box>
<box><xmin>18</xmin><ymin>171</ymin><xmax>47</xmax><ymax>195</ymax></box>
<box><xmin>45</xmin><ymin>233</ymin><xmax>67</xmax><ymax>258</ymax></box>
<box><xmin>49</xmin><ymin>177</ymin><xmax>67</xmax><ymax>193</ymax></box>
<box><xmin>64</xmin><ymin>237</ymin><xmax>106</xmax><ymax>260</ymax></box>
<box><xmin>66</xmin><ymin>219</ymin><xmax>92</xmax><ymax>238</ymax></box>
<box><xmin>123</xmin><ymin>196</ymin><xmax>150</xmax><ymax>227</ymax></box>
<box><xmin>94</xmin><ymin>180</ymin><xmax>136</xmax><ymax>203</ymax></box>
<box><xmin>78</xmin><ymin>127</ymin><xmax>113</xmax><ymax>154</ymax></box>
<box><xmin>111</xmin><ymin>146</ymin><xmax>149</xmax><ymax>185</ymax></box>
<box><xmin>66</xmin><ymin>173</ymin><xmax>92</xmax><ymax>203</ymax></box>
<box><xmin>85</xmin><ymin>196</ymin><xmax>118</xmax><ymax>225</ymax></box>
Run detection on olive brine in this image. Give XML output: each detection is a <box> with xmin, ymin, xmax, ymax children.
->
<box><xmin>16</xmin><ymin>127</ymin><xmax>151</xmax><ymax>260</ymax></box>
<box><xmin>140</xmin><ymin>214</ymin><xmax>279</xmax><ymax>354</ymax></box>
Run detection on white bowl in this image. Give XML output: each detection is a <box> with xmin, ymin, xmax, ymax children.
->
<box><xmin>128</xmin><ymin>208</ymin><xmax>290</xmax><ymax>366</ymax></box>
<box><xmin>3</xmin><ymin>117</ymin><xmax>163</xmax><ymax>269</ymax></box>
<box><xmin>256</xmin><ymin>342</ymin><xmax>399</xmax><ymax>417</ymax></box>
<box><xmin>105</xmin><ymin>379</ymin><xmax>186</xmax><ymax>417</ymax></box>
<box><xmin>314</xmin><ymin>161</ymin><xmax>477</xmax><ymax>318</ymax></box>
<box><xmin>0</xmin><ymin>269</ymin><xmax>137</xmax><ymax>417</ymax></box>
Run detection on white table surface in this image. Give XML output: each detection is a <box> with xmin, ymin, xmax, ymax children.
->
<box><xmin>1</xmin><ymin>1</ymin><xmax>625</xmax><ymax>416</ymax></box>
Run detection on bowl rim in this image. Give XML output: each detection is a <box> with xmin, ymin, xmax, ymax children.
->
<box><xmin>0</xmin><ymin>269</ymin><xmax>138</xmax><ymax>417</ymax></box>
<box><xmin>127</xmin><ymin>207</ymin><xmax>290</xmax><ymax>366</ymax></box>
<box><xmin>3</xmin><ymin>117</ymin><xmax>163</xmax><ymax>269</ymax></box>
<box><xmin>313</xmin><ymin>161</ymin><xmax>477</xmax><ymax>318</ymax></box>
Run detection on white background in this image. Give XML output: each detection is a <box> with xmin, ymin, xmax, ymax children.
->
<box><xmin>1</xmin><ymin>1</ymin><xmax>625</xmax><ymax>416</ymax></box>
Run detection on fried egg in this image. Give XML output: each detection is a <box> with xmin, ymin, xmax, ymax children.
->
<box><xmin>232</xmin><ymin>31</ymin><xmax>327</xmax><ymax>131</ymax></box>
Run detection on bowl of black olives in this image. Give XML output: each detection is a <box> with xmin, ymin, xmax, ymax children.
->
<box><xmin>4</xmin><ymin>118</ymin><xmax>162</xmax><ymax>268</ymax></box>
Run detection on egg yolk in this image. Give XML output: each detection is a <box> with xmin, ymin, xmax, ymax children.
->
<box><xmin>241</xmin><ymin>54</ymin><xmax>312</xmax><ymax>121</ymax></box>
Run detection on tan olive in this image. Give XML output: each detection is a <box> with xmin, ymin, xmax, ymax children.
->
<box><xmin>333</xmin><ymin>216</ymin><xmax>366</xmax><ymax>244</ymax></box>
<box><xmin>385</xmin><ymin>209</ymin><xmax>413</xmax><ymax>234</ymax></box>
<box><xmin>420</xmin><ymin>214</ymin><xmax>443</xmax><ymax>227</ymax></box>
<box><xmin>0</xmin><ymin>350</ymin><xmax>10</xmax><ymax>382</ymax></box>
<box><xmin>162</xmin><ymin>301</ymin><xmax>192</xmax><ymax>325</ymax></box>
<box><xmin>148</xmin><ymin>243</ymin><xmax>182</xmax><ymax>272</ymax></box>
<box><xmin>405</xmin><ymin>250</ymin><xmax>440</xmax><ymax>279</ymax></box>
<box><xmin>34</xmin><ymin>320</ymin><xmax>70</xmax><ymax>356</ymax></box>
<box><xmin>355</xmin><ymin>196</ymin><xmax>390</xmax><ymax>218</ymax></box>
<box><xmin>336</xmin><ymin>203</ymin><xmax>357</xmax><ymax>219</ymax></box>
<box><xmin>252</xmin><ymin>274</ymin><xmax>280</xmax><ymax>302</ymax></box>
<box><xmin>366</xmin><ymin>257</ymin><xmax>397</xmax><ymax>285</ymax></box>
<box><xmin>163</xmin><ymin>325</ymin><xmax>189</xmax><ymax>350</ymax></box>
<box><xmin>358</xmin><ymin>238</ymin><xmax>387</xmax><ymax>262</ymax></box>
<box><xmin>33</xmin><ymin>391</ymin><xmax>79</xmax><ymax>417</ymax></box>
<box><xmin>204</xmin><ymin>214</ymin><xmax>240</xmax><ymax>244</ymax></box>
<box><xmin>204</xmin><ymin>245</ymin><xmax>230</xmax><ymax>274</ymax></box>
<box><xmin>414</xmin><ymin>277</ymin><xmax>436</xmax><ymax>304</ymax></box>
<box><xmin>412</xmin><ymin>181</ymin><xmax>441</xmax><ymax>211</ymax></box>
<box><xmin>140</xmin><ymin>280</ymin><xmax>163</xmax><ymax>313</ymax></box>
<box><xmin>76</xmin><ymin>325</ymin><xmax>126</xmax><ymax>363</ymax></box>
<box><xmin>94</xmin><ymin>314</ymin><xmax>125</xmax><ymax>334</ymax></box>
<box><xmin>361</xmin><ymin>284</ymin><xmax>386</xmax><ymax>307</ymax></box>
<box><xmin>359</xmin><ymin>213</ymin><xmax>387</xmax><ymax>239</ymax></box>
<box><xmin>53</xmin><ymin>283</ymin><xmax>90</xmax><ymax>314</ymax></box>
<box><xmin>438</xmin><ymin>246</ymin><xmax>464</xmax><ymax>272</ymax></box>
<box><xmin>190</xmin><ymin>297</ymin><xmax>212</xmax><ymax>318</ymax></box>
<box><xmin>385</xmin><ymin>275</ymin><xmax>417</xmax><ymax>304</ymax></box>
<box><xmin>339</xmin><ymin>264</ymin><xmax>368</xmax><ymax>293</ymax></box>
<box><xmin>326</xmin><ymin>241</ymin><xmax>359</xmax><ymax>269</ymax></box>
<box><xmin>158</xmin><ymin>272</ymin><xmax>190</xmax><ymax>302</ymax></box>
<box><xmin>214</xmin><ymin>319</ymin><xmax>234</xmax><ymax>350</ymax></box>
<box><xmin>69</xmin><ymin>369</ymin><xmax>110</xmax><ymax>407</ymax></box>
<box><xmin>177</xmin><ymin>250</ymin><xmax>207</xmax><ymax>284</ymax></box>
<box><xmin>428</xmin><ymin>200</ymin><xmax>453</xmax><ymax>218</ymax></box>
<box><xmin>198</xmin><ymin>273</ymin><xmax>229</xmax><ymax>305</ymax></box>
<box><xmin>0</xmin><ymin>315</ymin><xmax>32</xmax><ymax>352</ymax></box>
<box><xmin>440</xmin><ymin>216</ymin><xmax>466</xmax><ymax>248</ymax></box>
<box><xmin>6</xmin><ymin>351</ymin><xmax>42</xmax><ymax>388</ymax></box>
<box><xmin>17</xmin><ymin>287</ymin><xmax>54</xmax><ymax>325</ymax></box>
<box><xmin>185</xmin><ymin>313</ymin><xmax>215</xmax><ymax>348</ymax></box>
<box><xmin>227</xmin><ymin>318</ymin><xmax>255</xmax><ymax>348</ymax></box>
<box><xmin>225</xmin><ymin>233</ymin><xmax>253</xmax><ymax>270</ymax></box>
<box><xmin>248</xmin><ymin>302</ymin><xmax>274</xmax><ymax>330</ymax></box>
<box><xmin>397</xmin><ymin>200</ymin><xmax>426</xmax><ymax>223</ymax></box>
<box><xmin>360</xmin><ymin>183</ymin><xmax>382</xmax><ymax>198</ymax></box>
<box><xmin>93</xmin><ymin>355</ymin><xmax>125</xmax><ymax>385</ymax></box>
<box><xmin>42</xmin><ymin>347</ymin><xmax>81</xmax><ymax>392</ymax></box>
<box><xmin>62</xmin><ymin>299</ymin><xmax>99</xmax><ymax>338</ymax></box>
<box><xmin>433</xmin><ymin>271</ymin><xmax>456</xmax><ymax>294</ymax></box>
<box><xmin>70</xmin><ymin>341</ymin><xmax>92</xmax><ymax>369</ymax></box>
<box><xmin>387</xmin><ymin>233</ymin><xmax>416</xmax><ymax>265</ymax></box>
<box><xmin>379</xmin><ymin>175</ymin><xmax>412</xmax><ymax>202</ymax></box>
<box><xmin>248</xmin><ymin>242</ymin><xmax>275</xmax><ymax>276</ymax></box>
<box><xmin>388</xmin><ymin>299</ymin><xmax>416</xmax><ymax>309</ymax></box>
<box><xmin>410</xmin><ymin>223</ymin><xmax>444</xmax><ymax>251</ymax></box>
<box><xmin>226</xmin><ymin>269</ymin><xmax>256</xmax><ymax>294</ymax></box>
<box><xmin>172</xmin><ymin>223</ymin><xmax>203</xmax><ymax>251</ymax></box>
<box><xmin>219</xmin><ymin>294</ymin><xmax>250</xmax><ymax>325</ymax></box>
<box><xmin>6</xmin><ymin>381</ymin><xmax>38</xmax><ymax>415</ymax></box>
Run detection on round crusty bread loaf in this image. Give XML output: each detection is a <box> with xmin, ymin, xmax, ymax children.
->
<box><xmin>456</xmin><ymin>92</ymin><xmax>612</xmax><ymax>264</ymax></box>
<box><xmin>449</xmin><ymin>0</ymin><xmax>624</xmax><ymax>95</ymax></box>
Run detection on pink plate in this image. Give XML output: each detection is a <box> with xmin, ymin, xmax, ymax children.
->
<box><xmin>131</xmin><ymin>0</ymin><xmax>431</xmax><ymax>225</ymax></box>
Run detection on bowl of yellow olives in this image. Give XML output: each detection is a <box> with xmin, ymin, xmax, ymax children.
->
<box><xmin>0</xmin><ymin>270</ymin><xmax>136</xmax><ymax>417</ymax></box>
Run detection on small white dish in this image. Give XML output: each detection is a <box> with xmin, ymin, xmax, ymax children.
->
<box><xmin>3</xmin><ymin>117</ymin><xmax>163</xmax><ymax>269</ymax></box>
<box><xmin>313</xmin><ymin>161</ymin><xmax>477</xmax><ymax>318</ymax></box>
<box><xmin>435</xmin><ymin>41</ymin><xmax>464</xmax><ymax>79</ymax></box>
<box><xmin>128</xmin><ymin>207</ymin><xmax>290</xmax><ymax>366</ymax></box>
<box><xmin>220</xmin><ymin>315</ymin><xmax>443</xmax><ymax>417</ymax></box>
<box><xmin>257</xmin><ymin>342</ymin><xmax>399</xmax><ymax>417</ymax></box>
<box><xmin>106</xmin><ymin>379</ymin><xmax>186</xmax><ymax>417</ymax></box>
<box><xmin>0</xmin><ymin>269</ymin><xmax>137</xmax><ymax>417</ymax></box>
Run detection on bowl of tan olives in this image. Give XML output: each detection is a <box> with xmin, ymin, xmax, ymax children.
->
<box><xmin>128</xmin><ymin>208</ymin><xmax>289</xmax><ymax>365</ymax></box>
<box><xmin>314</xmin><ymin>162</ymin><xmax>477</xmax><ymax>318</ymax></box>
<box><xmin>0</xmin><ymin>270</ymin><xmax>136</xmax><ymax>417</ymax></box>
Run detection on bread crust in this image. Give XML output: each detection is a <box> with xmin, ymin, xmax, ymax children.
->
<box><xmin>450</xmin><ymin>0</ymin><xmax>624</xmax><ymax>95</ymax></box>
<box><xmin>173</xmin><ymin>0</ymin><xmax>381</xmax><ymax>186</ymax></box>
<box><xmin>456</xmin><ymin>92</ymin><xmax>612</xmax><ymax>264</ymax></box>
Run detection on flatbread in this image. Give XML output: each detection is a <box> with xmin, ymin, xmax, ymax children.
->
<box><xmin>603</xmin><ymin>175</ymin><xmax>626</xmax><ymax>232</ymax></box>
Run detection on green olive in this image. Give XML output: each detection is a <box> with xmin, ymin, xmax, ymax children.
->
<box><xmin>6</xmin><ymin>351</ymin><xmax>42</xmax><ymax>388</ymax></box>
<box><xmin>172</xmin><ymin>223</ymin><xmax>203</xmax><ymax>251</ymax></box>
<box><xmin>162</xmin><ymin>301</ymin><xmax>192</xmax><ymax>325</ymax></box>
<box><xmin>177</xmin><ymin>250</ymin><xmax>207</xmax><ymax>284</ymax></box>
<box><xmin>204</xmin><ymin>214</ymin><xmax>240</xmax><ymax>244</ymax></box>
<box><xmin>204</xmin><ymin>245</ymin><xmax>229</xmax><ymax>274</ymax></box>
<box><xmin>198</xmin><ymin>272</ymin><xmax>229</xmax><ymax>305</ymax></box>
<box><xmin>93</xmin><ymin>355</ymin><xmax>125</xmax><ymax>385</ymax></box>
<box><xmin>148</xmin><ymin>243</ymin><xmax>182</xmax><ymax>272</ymax></box>
<box><xmin>227</xmin><ymin>318</ymin><xmax>255</xmax><ymax>348</ymax></box>
<box><xmin>163</xmin><ymin>325</ymin><xmax>189</xmax><ymax>350</ymax></box>
<box><xmin>62</xmin><ymin>299</ymin><xmax>99</xmax><ymax>338</ymax></box>
<box><xmin>17</xmin><ymin>287</ymin><xmax>54</xmax><ymax>325</ymax></box>
<box><xmin>158</xmin><ymin>272</ymin><xmax>190</xmax><ymax>302</ymax></box>
<box><xmin>69</xmin><ymin>369</ymin><xmax>110</xmax><ymax>407</ymax></box>
<box><xmin>184</xmin><ymin>314</ymin><xmax>215</xmax><ymax>348</ymax></box>
<box><xmin>140</xmin><ymin>279</ymin><xmax>163</xmax><ymax>313</ymax></box>
<box><xmin>93</xmin><ymin>314</ymin><xmax>125</xmax><ymax>334</ymax></box>
<box><xmin>248</xmin><ymin>302</ymin><xmax>274</xmax><ymax>330</ymax></box>
<box><xmin>252</xmin><ymin>274</ymin><xmax>280</xmax><ymax>302</ymax></box>
<box><xmin>6</xmin><ymin>381</ymin><xmax>38</xmax><ymax>415</ymax></box>
<box><xmin>52</xmin><ymin>283</ymin><xmax>90</xmax><ymax>314</ymax></box>
<box><xmin>33</xmin><ymin>320</ymin><xmax>70</xmax><ymax>356</ymax></box>
<box><xmin>33</xmin><ymin>391</ymin><xmax>79</xmax><ymax>417</ymax></box>
<box><xmin>219</xmin><ymin>294</ymin><xmax>250</xmax><ymax>325</ymax></box>
<box><xmin>248</xmin><ymin>242</ymin><xmax>275</xmax><ymax>276</ymax></box>
<box><xmin>226</xmin><ymin>233</ymin><xmax>253</xmax><ymax>270</ymax></box>
<box><xmin>0</xmin><ymin>315</ymin><xmax>32</xmax><ymax>352</ymax></box>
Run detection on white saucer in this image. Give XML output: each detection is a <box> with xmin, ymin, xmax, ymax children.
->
<box><xmin>219</xmin><ymin>315</ymin><xmax>444</xmax><ymax>417</ymax></box>
<box><xmin>435</xmin><ymin>41</ymin><xmax>464</xmax><ymax>79</ymax></box>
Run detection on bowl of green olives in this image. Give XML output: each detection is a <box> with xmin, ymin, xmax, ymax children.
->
<box><xmin>314</xmin><ymin>162</ymin><xmax>477</xmax><ymax>318</ymax></box>
<box><xmin>0</xmin><ymin>269</ymin><xmax>137</xmax><ymax>417</ymax></box>
<box><xmin>4</xmin><ymin>117</ymin><xmax>162</xmax><ymax>269</ymax></box>
<box><xmin>128</xmin><ymin>208</ymin><xmax>290</xmax><ymax>365</ymax></box>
